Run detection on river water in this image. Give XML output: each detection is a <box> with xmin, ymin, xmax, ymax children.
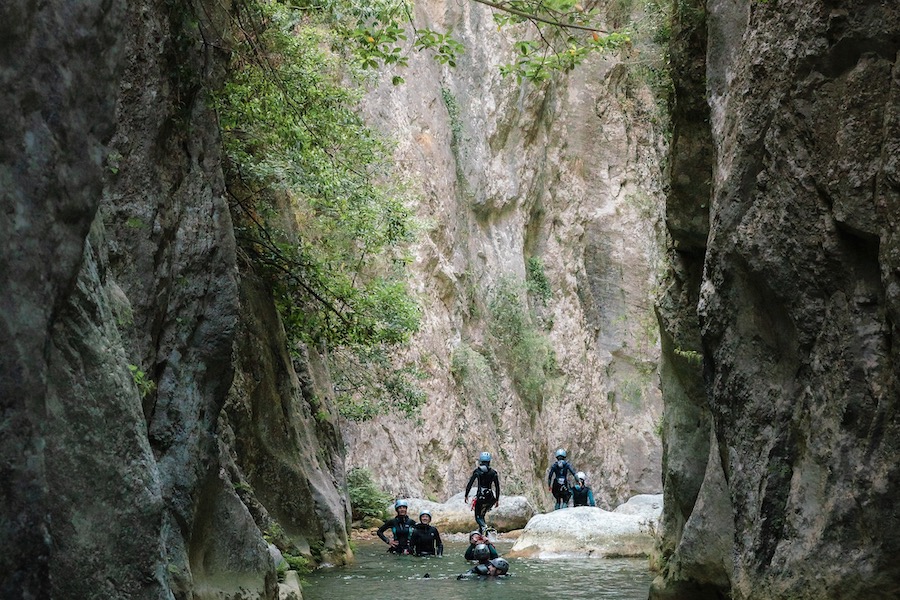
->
<box><xmin>303</xmin><ymin>540</ymin><xmax>653</xmax><ymax>600</ymax></box>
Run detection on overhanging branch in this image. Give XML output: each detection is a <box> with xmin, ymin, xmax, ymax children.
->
<box><xmin>470</xmin><ymin>0</ymin><xmax>608</xmax><ymax>34</ymax></box>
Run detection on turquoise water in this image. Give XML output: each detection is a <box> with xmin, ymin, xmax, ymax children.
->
<box><xmin>302</xmin><ymin>540</ymin><xmax>653</xmax><ymax>600</ymax></box>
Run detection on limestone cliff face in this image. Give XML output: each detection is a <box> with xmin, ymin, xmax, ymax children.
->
<box><xmin>2</xmin><ymin>1</ymin><xmax>349</xmax><ymax>598</ymax></box>
<box><xmin>655</xmin><ymin>1</ymin><xmax>900</xmax><ymax>598</ymax></box>
<box><xmin>345</xmin><ymin>1</ymin><xmax>668</xmax><ymax>510</ymax></box>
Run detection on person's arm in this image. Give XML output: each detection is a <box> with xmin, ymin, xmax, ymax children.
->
<box><xmin>464</xmin><ymin>544</ymin><xmax>475</xmax><ymax>560</ymax></box>
<box><xmin>435</xmin><ymin>529</ymin><xmax>443</xmax><ymax>556</ymax></box>
<box><xmin>376</xmin><ymin>519</ymin><xmax>393</xmax><ymax>544</ymax></box>
<box><xmin>587</xmin><ymin>488</ymin><xmax>595</xmax><ymax>507</ymax></box>
<box><xmin>464</xmin><ymin>471</ymin><xmax>477</xmax><ymax>501</ymax></box>
<box><xmin>409</xmin><ymin>527</ymin><xmax>421</xmax><ymax>553</ymax></box>
<box><xmin>492</xmin><ymin>471</ymin><xmax>500</xmax><ymax>506</ymax></box>
<box><xmin>547</xmin><ymin>465</ymin><xmax>554</xmax><ymax>489</ymax></box>
<box><xmin>488</xmin><ymin>543</ymin><xmax>499</xmax><ymax>559</ymax></box>
<box><xmin>567</xmin><ymin>462</ymin><xmax>579</xmax><ymax>480</ymax></box>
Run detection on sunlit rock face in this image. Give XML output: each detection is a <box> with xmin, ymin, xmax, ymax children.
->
<box><xmin>655</xmin><ymin>1</ymin><xmax>900</xmax><ymax>599</ymax></box>
<box><xmin>346</xmin><ymin>0</ymin><xmax>667</xmax><ymax>513</ymax></box>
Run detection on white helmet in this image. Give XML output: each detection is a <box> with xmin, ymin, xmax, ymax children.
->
<box><xmin>576</xmin><ymin>471</ymin><xmax>586</xmax><ymax>482</ymax></box>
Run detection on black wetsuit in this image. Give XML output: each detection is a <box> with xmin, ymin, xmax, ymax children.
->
<box><xmin>463</xmin><ymin>542</ymin><xmax>499</xmax><ymax>561</ymax></box>
<box><xmin>465</xmin><ymin>465</ymin><xmax>500</xmax><ymax>533</ymax></box>
<box><xmin>377</xmin><ymin>514</ymin><xmax>415</xmax><ymax>553</ymax></box>
<box><xmin>410</xmin><ymin>523</ymin><xmax>443</xmax><ymax>556</ymax></box>
<box><xmin>547</xmin><ymin>460</ymin><xmax>578</xmax><ymax>509</ymax></box>
<box><xmin>572</xmin><ymin>484</ymin><xmax>595</xmax><ymax>507</ymax></box>
<box><xmin>456</xmin><ymin>564</ymin><xmax>490</xmax><ymax>579</ymax></box>
<box><xmin>456</xmin><ymin>564</ymin><xmax>509</xmax><ymax>579</ymax></box>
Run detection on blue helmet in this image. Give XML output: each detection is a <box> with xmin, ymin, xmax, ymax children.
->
<box><xmin>555</xmin><ymin>448</ymin><xmax>567</xmax><ymax>459</ymax></box>
<box><xmin>394</xmin><ymin>499</ymin><xmax>408</xmax><ymax>510</ymax></box>
<box><xmin>479</xmin><ymin>451</ymin><xmax>491</xmax><ymax>463</ymax></box>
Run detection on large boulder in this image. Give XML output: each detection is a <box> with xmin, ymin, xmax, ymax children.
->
<box><xmin>396</xmin><ymin>493</ymin><xmax>536</xmax><ymax>533</ymax></box>
<box><xmin>507</xmin><ymin>495</ymin><xmax>663</xmax><ymax>558</ymax></box>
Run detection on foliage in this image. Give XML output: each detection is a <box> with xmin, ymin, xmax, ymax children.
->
<box><xmin>347</xmin><ymin>467</ymin><xmax>392</xmax><ymax>521</ymax></box>
<box><xmin>487</xmin><ymin>277</ymin><xmax>559</xmax><ymax>416</ymax></box>
<box><xmin>218</xmin><ymin>0</ymin><xmax>421</xmax><ymax>349</ymax></box>
<box><xmin>318</xmin><ymin>0</ymin><xmax>633</xmax><ymax>83</ymax></box>
<box><xmin>525</xmin><ymin>256</ymin><xmax>552</xmax><ymax>302</ymax></box>
<box><xmin>128</xmin><ymin>364</ymin><xmax>155</xmax><ymax>398</ymax></box>
<box><xmin>216</xmin><ymin>1</ymin><xmax>429</xmax><ymax>420</ymax></box>
<box><xmin>330</xmin><ymin>345</ymin><xmax>427</xmax><ymax>421</ymax></box>
<box><xmin>450</xmin><ymin>343</ymin><xmax>498</xmax><ymax>405</ymax></box>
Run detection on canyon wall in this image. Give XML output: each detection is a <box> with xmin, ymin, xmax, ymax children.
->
<box><xmin>654</xmin><ymin>1</ymin><xmax>900</xmax><ymax>598</ymax></box>
<box><xmin>2</xmin><ymin>1</ymin><xmax>349</xmax><ymax>598</ymax></box>
<box><xmin>345</xmin><ymin>0</ymin><xmax>669</xmax><ymax>511</ymax></box>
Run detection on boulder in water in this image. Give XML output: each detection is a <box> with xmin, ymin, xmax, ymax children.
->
<box><xmin>507</xmin><ymin>494</ymin><xmax>662</xmax><ymax>558</ymax></box>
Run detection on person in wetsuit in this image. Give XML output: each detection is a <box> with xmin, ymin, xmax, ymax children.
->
<box><xmin>547</xmin><ymin>448</ymin><xmax>579</xmax><ymax>510</ymax></box>
<box><xmin>457</xmin><ymin>557</ymin><xmax>510</xmax><ymax>579</ymax></box>
<box><xmin>463</xmin><ymin>531</ymin><xmax>499</xmax><ymax>561</ymax></box>
<box><xmin>377</xmin><ymin>500</ymin><xmax>415</xmax><ymax>554</ymax></box>
<box><xmin>464</xmin><ymin>452</ymin><xmax>500</xmax><ymax>534</ymax></box>
<box><xmin>571</xmin><ymin>471</ymin><xmax>596</xmax><ymax>507</ymax></box>
<box><xmin>410</xmin><ymin>511</ymin><xmax>443</xmax><ymax>556</ymax></box>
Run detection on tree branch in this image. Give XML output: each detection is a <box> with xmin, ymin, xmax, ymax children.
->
<box><xmin>470</xmin><ymin>0</ymin><xmax>608</xmax><ymax>34</ymax></box>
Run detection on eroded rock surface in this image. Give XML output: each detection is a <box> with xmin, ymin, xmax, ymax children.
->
<box><xmin>655</xmin><ymin>1</ymin><xmax>900</xmax><ymax>598</ymax></box>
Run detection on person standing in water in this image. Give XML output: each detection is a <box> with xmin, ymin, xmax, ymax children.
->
<box><xmin>464</xmin><ymin>451</ymin><xmax>500</xmax><ymax>534</ymax></box>
<box><xmin>464</xmin><ymin>531</ymin><xmax>499</xmax><ymax>561</ymax></box>
<box><xmin>410</xmin><ymin>511</ymin><xmax>444</xmax><ymax>556</ymax></box>
<box><xmin>377</xmin><ymin>500</ymin><xmax>415</xmax><ymax>554</ymax></box>
<box><xmin>547</xmin><ymin>448</ymin><xmax>579</xmax><ymax>509</ymax></box>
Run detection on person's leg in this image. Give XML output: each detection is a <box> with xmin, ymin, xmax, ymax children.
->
<box><xmin>474</xmin><ymin>500</ymin><xmax>488</xmax><ymax>532</ymax></box>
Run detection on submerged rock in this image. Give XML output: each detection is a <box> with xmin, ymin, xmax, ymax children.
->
<box><xmin>507</xmin><ymin>494</ymin><xmax>662</xmax><ymax>558</ymax></box>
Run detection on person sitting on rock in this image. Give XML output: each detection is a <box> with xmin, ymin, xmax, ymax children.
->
<box><xmin>463</xmin><ymin>531</ymin><xmax>499</xmax><ymax>561</ymax></box>
<box><xmin>457</xmin><ymin>557</ymin><xmax>510</xmax><ymax>579</ymax></box>
<box><xmin>464</xmin><ymin>451</ymin><xmax>500</xmax><ymax>534</ymax></box>
<box><xmin>571</xmin><ymin>471</ymin><xmax>596</xmax><ymax>507</ymax></box>
<box><xmin>410</xmin><ymin>511</ymin><xmax>443</xmax><ymax>556</ymax></box>
<box><xmin>547</xmin><ymin>448</ymin><xmax>578</xmax><ymax>510</ymax></box>
<box><xmin>377</xmin><ymin>500</ymin><xmax>415</xmax><ymax>554</ymax></box>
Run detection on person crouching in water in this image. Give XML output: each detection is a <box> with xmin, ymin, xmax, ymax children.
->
<box><xmin>410</xmin><ymin>511</ymin><xmax>443</xmax><ymax>556</ymax></box>
<box><xmin>464</xmin><ymin>451</ymin><xmax>500</xmax><ymax>534</ymax></box>
<box><xmin>572</xmin><ymin>471</ymin><xmax>596</xmax><ymax>507</ymax></box>
<box><xmin>377</xmin><ymin>500</ymin><xmax>415</xmax><ymax>554</ymax></box>
<box><xmin>457</xmin><ymin>557</ymin><xmax>510</xmax><ymax>579</ymax></box>
<box><xmin>464</xmin><ymin>531</ymin><xmax>499</xmax><ymax>561</ymax></box>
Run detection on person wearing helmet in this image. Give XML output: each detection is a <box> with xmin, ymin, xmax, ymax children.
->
<box><xmin>463</xmin><ymin>531</ymin><xmax>499</xmax><ymax>561</ymax></box>
<box><xmin>547</xmin><ymin>448</ymin><xmax>579</xmax><ymax>510</ymax></box>
<box><xmin>572</xmin><ymin>471</ymin><xmax>596</xmax><ymax>507</ymax></box>
<box><xmin>456</xmin><ymin>555</ymin><xmax>511</xmax><ymax>579</ymax></box>
<box><xmin>487</xmin><ymin>557</ymin><xmax>510</xmax><ymax>576</ymax></box>
<box><xmin>410</xmin><ymin>511</ymin><xmax>444</xmax><ymax>556</ymax></box>
<box><xmin>377</xmin><ymin>499</ymin><xmax>415</xmax><ymax>554</ymax></box>
<box><xmin>464</xmin><ymin>451</ymin><xmax>500</xmax><ymax>533</ymax></box>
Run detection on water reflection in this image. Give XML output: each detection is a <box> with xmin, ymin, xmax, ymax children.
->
<box><xmin>303</xmin><ymin>540</ymin><xmax>652</xmax><ymax>600</ymax></box>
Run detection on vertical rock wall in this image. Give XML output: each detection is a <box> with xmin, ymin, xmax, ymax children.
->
<box><xmin>346</xmin><ymin>0</ymin><xmax>668</xmax><ymax>510</ymax></box>
<box><xmin>656</xmin><ymin>0</ymin><xmax>900</xmax><ymax>598</ymax></box>
<box><xmin>2</xmin><ymin>1</ymin><xmax>350</xmax><ymax>597</ymax></box>
<box><xmin>1</xmin><ymin>1</ymin><xmax>128</xmax><ymax>597</ymax></box>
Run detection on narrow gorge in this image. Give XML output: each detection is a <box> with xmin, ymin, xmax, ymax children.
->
<box><xmin>2</xmin><ymin>1</ymin><xmax>898</xmax><ymax>600</ymax></box>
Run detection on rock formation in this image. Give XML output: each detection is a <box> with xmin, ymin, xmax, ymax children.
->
<box><xmin>345</xmin><ymin>0</ymin><xmax>668</xmax><ymax>513</ymax></box>
<box><xmin>2</xmin><ymin>1</ymin><xmax>349</xmax><ymax>597</ymax></box>
<box><xmin>653</xmin><ymin>1</ymin><xmax>900</xmax><ymax>598</ymax></box>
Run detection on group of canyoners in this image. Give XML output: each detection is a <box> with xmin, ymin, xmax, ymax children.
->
<box><xmin>375</xmin><ymin>449</ymin><xmax>597</xmax><ymax>578</ymax></box>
